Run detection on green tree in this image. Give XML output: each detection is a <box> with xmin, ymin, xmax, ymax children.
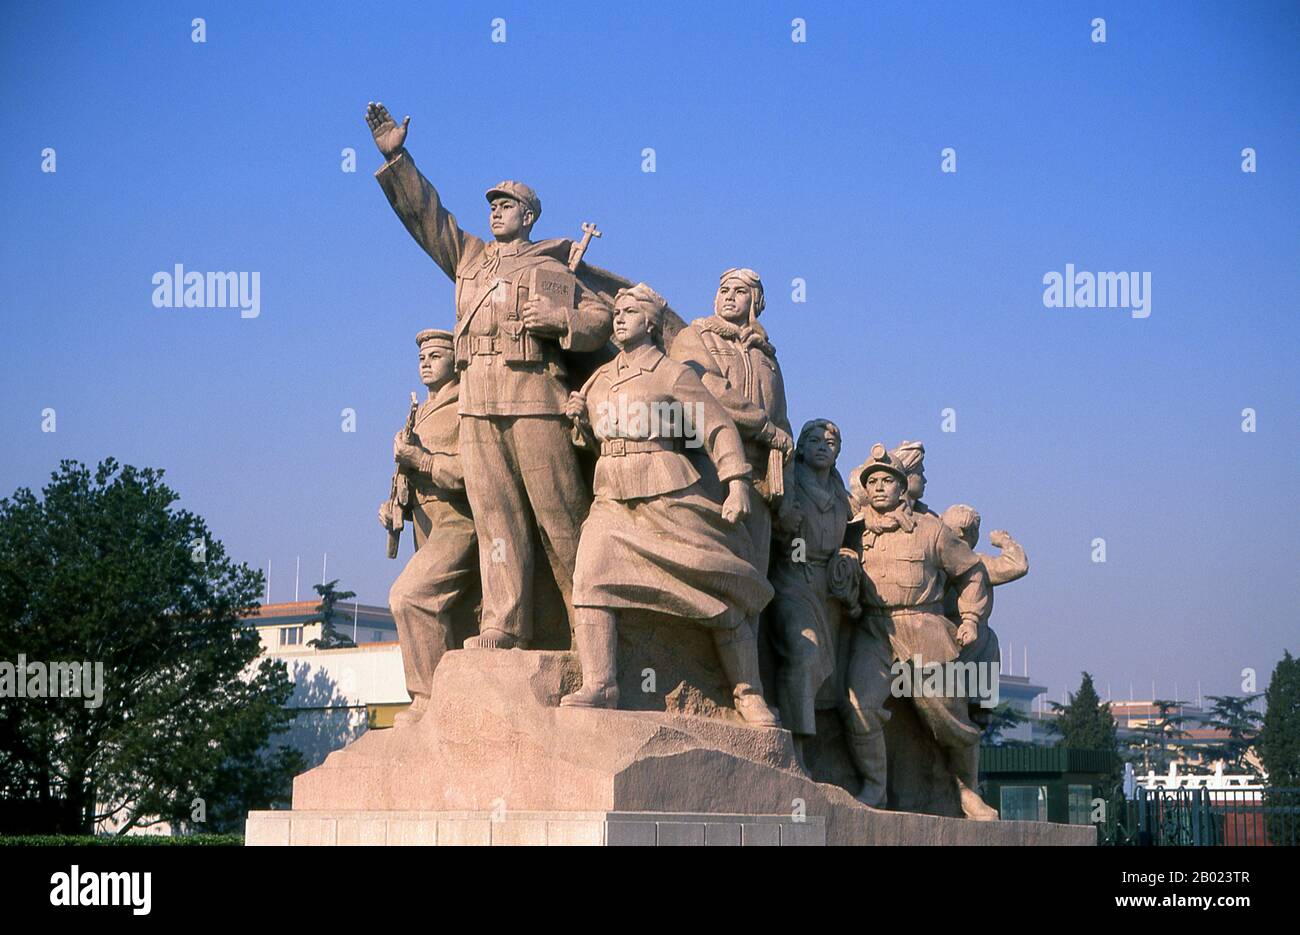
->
<box><xmin>0</xmin><ymin>459</ymin><xmax>299</xmax><ymax>834</ymax></box>
<box><xmin>306</xmin><ymin>579</ymin><xmax>357</xmax><ymax>649</ymax></box>
<box><xmin>1049</xmin><ymin>672</ymin><xmax>1120</xmax><ymax>780</ymax></box>
<box><xmin>1258</xmin><ymin>652</ymin><xmax>1300</xmax><ymax>845</ymax></box>
<box><xmin>981</xmin><ymin>701</ymin><xmax>1028</xmax><ymax>746</ymax></box>
<box><xmin>1122</xmin><ymin>699</ymin><xmax>1189</xmax><ymax>775</ymax></box>
<box><xmin>1200</xmin><ymin>694</ymin><xmax>1263</xmax><ymax>772</ymax></box>
<box><xmin>1259</xmin><ymin>652</ymin><xmax>1300</xmax><ymax>786</ymax></box>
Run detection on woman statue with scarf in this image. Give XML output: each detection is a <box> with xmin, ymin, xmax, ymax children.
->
<box><xmin>769</xmin><ymin>419</ymin><xmax>853</xmax><ymax>757</ymax></box>
<box><xmin>560</xmin><ymin>283</ymin><xmax>781</xmax><ymax>727</ymax></box>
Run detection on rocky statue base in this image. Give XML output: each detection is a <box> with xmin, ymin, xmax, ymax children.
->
<box><xmin>252</xmin><ymin>648</ymin><xmax>1094</xmax><ymax>846</ymax></box>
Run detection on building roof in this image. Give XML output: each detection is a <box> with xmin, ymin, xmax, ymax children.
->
<box><xmin>241</xmin><ymin>600</ymin><xmax>395</xmax><ymax>630</ymax></box>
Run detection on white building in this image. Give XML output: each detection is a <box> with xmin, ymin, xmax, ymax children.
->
<box><xmin>243</xmin><ymin>602</ymin><xmax>409</xmax><ymax>768</ymax></box>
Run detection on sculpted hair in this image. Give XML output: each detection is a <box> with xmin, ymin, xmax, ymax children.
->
<box><xmin>615</xmin><ymin>283</ymin><xmax>668</xmax><ymax>346</ymax></box>
<box><xmin>796</xmin><ymin>419</ymin><xmax>841</xmax><ymax>460</ymax></box>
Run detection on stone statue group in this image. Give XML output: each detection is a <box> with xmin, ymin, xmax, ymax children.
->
<box><xmin>366</xmin><ymin>102</ymin><xmax>1027</xmax><ymax>820</ymax></box>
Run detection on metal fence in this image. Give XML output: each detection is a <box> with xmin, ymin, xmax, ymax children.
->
<box><xmin>1102</xmin><ymin>786</ymin><xmax>1300</xmax><ymax>846</ymax></box>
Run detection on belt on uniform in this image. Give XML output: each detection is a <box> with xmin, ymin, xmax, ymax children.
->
<box><xmin>468</xmin><ymin>335</ymin><xmax>500</xmax><ymax>355</ymax></box>
<box><xmin>412</xmin><ymin>481</ymin><xmax>455</xmax><ymax>503</ymax></box>
<box><xmin>600</xmin><ymin>437</ymin><xmax>680</xmax><ymax>457</ymax></box>
<box><xmin>783</xmin><ymin>555</ymin><xmax>831</xmax><ymax>570</ymax></box>
<box><xmin>864</xmin><ymin>601</ymin><xmax>946</xmax><ymax>617</ymax></box>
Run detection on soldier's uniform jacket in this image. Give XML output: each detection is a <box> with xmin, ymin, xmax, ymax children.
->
<box><xmin>855</xmin><ymin>510</ymin><xmax>989</xmax><ymax>622</ymax></box>
<box><xmin>407</xmin><ymin>380</ymin><xmax>467</xmax><ymax>513</ymax></box>
<box><xmin>576</xmin><ymin>344</ymin><xmax>751</xmax><ymax>502</ymax></box>
<box><xmin>669</xmin><ymin>314</ymin><xmax>792</xmax><ymax>491</ymax></box>
<box><xmin>376</xmin><ymin>152</ymin><xmax>613</xmax><ymax>418</ymax></box>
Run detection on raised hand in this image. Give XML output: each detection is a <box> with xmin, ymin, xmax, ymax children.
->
<box><xmin>366</xmin><ymin>101</ymin><xmax>410</xmax><ymax>159</ymax></box>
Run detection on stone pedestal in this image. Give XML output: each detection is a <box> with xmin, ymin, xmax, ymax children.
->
<box><xmin>246</xmin><ymin>809</ymin><xmax>825</xmax><ymax>846</ymax></box>
<box><xmin>263</xmin><ymin>649</ymin><xmax>1095</xmax><ymax>846</ymax></box>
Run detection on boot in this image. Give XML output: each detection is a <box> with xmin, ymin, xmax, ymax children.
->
<box><xmin>949</xmin><ymin>744</ymin><xmax>999</xmax><ymax>821</ymax></box>
<box><xmin>464</xmin><ymin>627</ymin><xmax>527</xmax><ymax>650</ymax></box>
<box><xmin>712</xmin><ymin>627</ymin><xmax>780</xmax><ymax>728</ymax></box>
<box><xmin>734</xmin><ymin>691</ymin><xmax>781</xmax><ymax>727</ymax></box>
<box><xmin>393</xmin><ymin>695</ymin><xmax>428</xmax><ymax>728</ymax></box>
<box><xmin>778</xmin><ymin>671</ymin><xmax>817</xmax><ymax>737</ymax></box>
<box><xmin>560</xmin><ymin>620</ymin><xmax>619</xmax><ymax>709</ymax></box>
<box><xmin>843</xmin><ymin>717</ymin><xmax>888</xmax><ymax>808</ymax></box>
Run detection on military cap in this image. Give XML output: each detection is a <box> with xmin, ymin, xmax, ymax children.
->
<box><xmin>485</xmin><ymin>180</ymin><xmax>541</xmax><ymax>221</ymax></box>
<box><xmin>858</xmin><ymin>442</ymin><xmax>908</xmax><ymax>488</ymax></box>
<box><xmin>891</xmin><ymin>440</ymin><xmax>926</xmax><ymax>475</ymax></box>
<box><xmin>415</xmin><ymin>328</ymin><xmax>454</xmax><ymax>348</ymax></box>
<box><xmin>718</xmin><ymin>266</ymin><xmax>766</xmax><ymax>316</ymax></box>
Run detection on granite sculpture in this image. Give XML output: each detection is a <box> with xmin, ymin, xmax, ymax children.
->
<box><xmin>265</xmin><ymin>102</ymin><xmax>1074</xmax><ymax>846</ymax></box>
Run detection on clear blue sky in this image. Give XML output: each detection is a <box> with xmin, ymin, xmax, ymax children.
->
<box><xmin>2</xmin><ymin>1</ymin><xmax>1297</xmax><ymax>706</ymax></box>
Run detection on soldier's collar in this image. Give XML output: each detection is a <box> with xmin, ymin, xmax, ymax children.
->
<box><xmin>484</xmin><ymin>238</ymin><xmax>572</xmax><ymax>266</ymax></box>
<box><xmin>697</xmin><ymin>315</ymin><xmax>776</xmax><ymax>356</ymax></box>
<box><xmin>485</xmin><ymin>239</ymin><xmax>531</xmax><ymax>261</ymax></box>
<box><xmin>422</xmin><ymin>380</ymin><xmax>459</xmax><ymax>414</ymax></box>
<box><xmin>796</xmin><ymin>464</ymin><xmax>848</xmax><ymax>512</ymax></box>
<box><xmin>859</xmin><ymin>501</ymin><xmax>918</xmax><ymax>547</ymax></box>
<box><xmin>615</xmin><ymin>343</ymin><xmax>664</xmax><ymax>373</ymax></box>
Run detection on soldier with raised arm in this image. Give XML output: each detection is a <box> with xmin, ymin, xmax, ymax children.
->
<box><xmin>941</xmin><ymin>504</ymin><xmax>1030</xmax><ymax>717</ymax></box>
<box><xmin>366</xmin><ymin>102</ymin><xmax>613</xmax><ymax>650</ymax></box>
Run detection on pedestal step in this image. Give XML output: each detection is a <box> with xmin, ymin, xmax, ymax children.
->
<box><xmin>245</xmin><ymin>809</ymin><xmax>826</xmax><ymax>846</ymax></box>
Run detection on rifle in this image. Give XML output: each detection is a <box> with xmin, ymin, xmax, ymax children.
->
<box><xmin>567</xmin><ymin>222</ymin><xmax>601</xmax><ymax>271</ymax></box>
<box><xmin>385</xmin><ymin>392</ymin><xmax>420</xmax><ymax>559</ymax></box>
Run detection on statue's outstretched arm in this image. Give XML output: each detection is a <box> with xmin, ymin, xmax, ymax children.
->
<box><xmin>366</xmin><ymin>102</ymin><xmax>482</xmax><ymax>281</ymax></box>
